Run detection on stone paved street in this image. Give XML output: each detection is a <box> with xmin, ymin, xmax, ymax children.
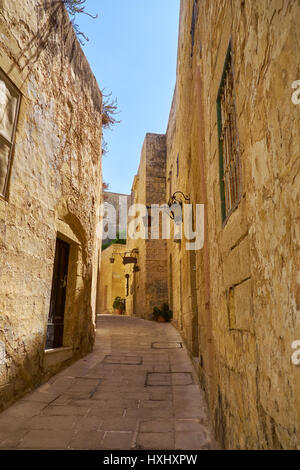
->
<box><xmin>0</xmin><ymin>315</ymin><xmax>218</xmax><ymax>450</ymax></box>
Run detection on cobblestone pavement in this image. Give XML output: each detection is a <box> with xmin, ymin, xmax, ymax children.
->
<box><xmin>0</xmin><ymin>315</ymin><xmax>219</xmax><ymax>450</ymax></box>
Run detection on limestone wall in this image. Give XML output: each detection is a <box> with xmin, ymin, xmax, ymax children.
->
<box><xmin>103</xmin><ymin>191</ymin><xmax>130</xmax><ymax>243</ymax></box>
<box><xmin>166</xmin><ymin>0</ymin><xmax>300</xmax><ymax>449</ymax></box>
<box><xmin>0</xmin><ymin>1</ymin><xmax>102</xmax><ymax>410</ymax></box>
<box><xmin>98</xmin><ymin>244</ymin><xmax>127</xmax><ymax>314</ymax></box>
<box><xmin>126</xmin><ymin>134</ymin><xmax>168</xmax><ymax>319</ymax></box>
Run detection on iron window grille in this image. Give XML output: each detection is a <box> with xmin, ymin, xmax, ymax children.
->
<box><xmin>0</xmin><ymin>68</ymin><xmax>21</xmax><ymax>198</ymax></box>
<box><xmin>217</xmin><ymin>41</ymin><xmax>242</xmax><ymax>224</ymax></box>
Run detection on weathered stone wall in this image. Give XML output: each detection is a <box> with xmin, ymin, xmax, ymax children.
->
<box><xmin>98</xmin><ymin>244</ymin><xmax>127</xmax><ymax>314</ymax></box>
<box><xmin>0</xmin><ymin>1</ymin><xmax>102</xmax><ymax>410</ymax></box>
<box><xmin>166</xmin><ymin>0</ymin><xmax>300</xmax><ymax>449</ymax></box>
<box><xmin>126</xmin><ymin>133</ymin><xmax>168</xmax><ymax>319</ymax></box>
<box><xmin>125</xmin><ymin>147</ymin><xmax>147</xmax><ymax>318</ymax></box>
<box><xmin>103</xmin><ymin>191</ymin><xmax>130</xmax><ymax>243</ymax></box>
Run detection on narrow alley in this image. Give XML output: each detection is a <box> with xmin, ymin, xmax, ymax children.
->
<box><xmin>0</xmin><ymin>0</ymin><xmax>299</xmax><ymax>452</ymax></box>
<box><xmin>0</xmin><ymin>316</ymin><xmax>218</xmax><ymax>450</ymax></box>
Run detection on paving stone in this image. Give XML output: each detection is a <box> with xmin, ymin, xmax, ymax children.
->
<box><xmin>153</xmin><ymin>365</ymin><xmax>171</xmax><ymax>372</ymax></box>
<box><xmin>137</xmin><ymin>432</ymin><xmax>174</xmax><ymax>450</ymax></box>
<box><xmin>175</xmin><ymin>431</ymin><xmax>209</xmax><ymax>450</ymax></box>
<box><xmin>121</xmin><ymin>391</ymin><xmax>149</xmax><ymax>400</ymax></box>
<box><xmin>74</xmin><ymin>415</ymin><xmax>103</xmax><ymax>432</ymax></box>
<box><xmin>148</xmin><ymin>390</ymin><xmax>172</xmax><ymax>401</ymax></box>
<box><xmin>171</xmin><ymin>373</ymin><xmax>194</xmax><ymax>385</ymax></box>
<box><xmin>102</xmin><ymin>431</ymin><xmax>134</xmax><ymax>450</ymax></box>
<box><xmin>43</xmin><ymin>377</ymin><xmax>76</xmax><ymax>395</ymax></box>
<box><xmin>0</xmin><ymin>429</ymin><xmax>29</xmax><ymax>448</ymax></box>
<box><xmin>173</xmin><ymin>384</ymin><xmax>204</xmax><ymax>398</ymax></box>
<box><xmin>42</xmin><ymin>405</ymin><xmax>88</xmax><ymax>416</ymax></box>
<box><xmin>146</xmin><ymin>373</ymin><xmax>172</xmax><ymax>386</ymax></box>
<box><xmin>69</xmin><ymin>398</ymin><xmax>107</xmax><ymax>407</ymax></box>
<box><xmin>21</xmin><ymin>391</ymin><xmax>60</xmax><ymax>404</ymax></box>
<box><xmin>140</xmin><ymin>400</ymin><xmax>172</xmax><ymax>409</ymax></box>
<box><xmin>146</xmin><ymin>372</ymin><xmax>193</xmax><ymax>387</ymax></box>
<box><xmin>66</xmin><ymin>378</ymin><xmax>100</xmax><ymax>396</ymax></box>
<box><xmin>27</xmin><ymin>415</ymin><xmax>81</xmax><ymax>430</ymax></box>
<box><xmin>0</xmin><ymin>416</ymin><xmax>29</xmax><ymax>432</ymax></box>
<box><xmin>18</xmin><ymin>429</ymin><xmax>74</xmax><ymax>449</ymax></box>
<box><xmin>95</xmin><ymin>385</ymin><xmax>143</xmax><ymax>393</ymax></box>
<box><xmin>125</xmin><ymin>407</ymin><xmax>173</xmax><ymax>419</ymax></box>
<box><xmin>68</xmin><ymin>431</ymin><xmax>105</xmax><ymax>449</ymax></box>
<box><xmin>152</xmin><ymin>342</ymin><xmax>182</xmax><ymax>349</ymax></box>
<box><xmin>0</xmin><ymin>401</ymin><xmax>47</xmax><ymax>419</ymax></box>
<box><xmin>174</xmin><ymin>404</ymin><xmax>209</xmax><ymax>421</ymax></box>
<box><xmin>139</xmin><ymin>419</ymin><xmax>173</xmax><ymax>433</ymax></box>
<box><xmin>99</xmin><ymin>417</ymin><xmax>138</xmax><ymax>432</ymax></box>
<box><xmin>170</xmin><ymin>363</ymin><xmax>194</xmax><ymax>373</ymax></box>
<box><xmin>91</xmin><ymin>396</ymin><xmax>139</xmax><ymax>408</ymax></box>
<box><xmin>0</xmin><ymin>315</ymin><xmax>218</xmax><ymax>450</ymax></box>
<box><xmin>104</xmin><ymin>355</ymin><xmax>142</xmax><ymax>365</ymax></box>
<box><xmin>146</xmin><ymin>386</ymin><xmax>173</xmax><ymax>394</ymax></box>
<box><xmin>175</xmin><ymin>419</ymin><xmax>210</xmax><ymax>432</ymax></box>
<box><xmin>87</xmin><ymin>408</ymin><xmax>126</xmax><ymax>419</ymax></box>
<box><xmin>89</xmin><ymin>392</ymin><xmax>124</xmax><ymax>400</ymax></box>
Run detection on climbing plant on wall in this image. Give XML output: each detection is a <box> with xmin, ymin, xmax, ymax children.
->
<box><xmin>101</xmin><ymin>90</ymin><xmax>121</xmax><ymax>155</ymax></box>
<box><xmin>62</xmin><ymin>0</ymin><xmax>98</xmax><ymax>45</ymax></box>
<box><xmin>60</xmin><ymin>2</ymin><xmax>121</xmax><ymax>154</ymax></box>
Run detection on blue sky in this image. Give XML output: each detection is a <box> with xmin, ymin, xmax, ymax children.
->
<box><xmin>74</xmin><ymin>0</ymin><xmax>180</xmax><ymax>194</ymax></box>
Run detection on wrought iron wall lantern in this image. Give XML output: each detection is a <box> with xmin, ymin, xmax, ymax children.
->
<box><xmin>123</xmin><ymin>256</ymin><xmax>137</xmax><ymax>265</ymax></box>
<box><xmin>167</xmin><ymin>191</ymin><xmax>191</xmax><ymax>223</ymax></box>
<box><xmin>109</xmin><ymin>249</ymin><xmax>139</xmax><ymax>265</ymax></box>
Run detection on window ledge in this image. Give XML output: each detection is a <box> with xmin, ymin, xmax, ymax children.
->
<box><xmin>44</xmin><ymin>346</ymin><xmax>72</xmax><ymax>355</ymax></box>
<box><xmin>43</xmin><ymin>346</ymin><xmax>73</xmax><ymax>369</ymax></box>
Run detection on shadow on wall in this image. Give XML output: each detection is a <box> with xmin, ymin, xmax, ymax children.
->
<box><xmin>0</xmin><ymin>272</ymin><xmax>94</xmax><ymax>414</ymax></box>
<box><xmin>5</xmin><ymin>1</ymin><xmax>101</xmax><ymax>112</ymax></box>
<box><xmin>6</xmin><ymin>2</ymin><xmax>63</xmax><ymax>85</ymax></box>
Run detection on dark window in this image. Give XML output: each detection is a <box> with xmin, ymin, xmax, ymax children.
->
<box><xmin>46</xmin><ymin>238</ymin><xmax>70</xmax><ymax>350</ymax></box>
<box><xmin>176</xmin><ymin>153</ymin><xmax>179</xmax><ymax>177</ymax></box>
<box><xmin>217</xmin><ymin>41</ymin><xmax>242</xmax><ymax>223</ymax></box>
<box><xmin>169</xmin><ymin>170</ymin><xmax>172</xmax><ymax>198</ymax></box>
<box><xmin>0</xmin><ymin>68</ymin><xmax>21</xmax><ymax>198</ymax></box>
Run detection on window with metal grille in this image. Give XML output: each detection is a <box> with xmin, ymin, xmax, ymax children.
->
<box><xmin>0</xmin><ymin>68</ymin><xmax>21</xmax><ymax>198</ymax></box>
<box><xmin>217</xmin><ymin>42</ymin><xmax>242</xmax><ymax>223</ymax></box>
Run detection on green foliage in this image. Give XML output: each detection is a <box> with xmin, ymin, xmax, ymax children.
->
<box><xmin>152</xmin><ymin>303</ymin><xmax>173</xmax><ymax>322</ymax></box>
<box><xmin>113</xmin><ymin>296</ymin><xmax>126</xmax><ymax>312</ymax></box>
<box><xmin>102</xmin><ymin>232</ymin><xmax>127</xmax><ymax>251</ymax></box>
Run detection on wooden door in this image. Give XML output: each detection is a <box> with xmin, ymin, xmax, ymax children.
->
<box><xmin>46</xmin><ymin>238</ymin><xmax>70</xmax><ymax>349</ymax></box>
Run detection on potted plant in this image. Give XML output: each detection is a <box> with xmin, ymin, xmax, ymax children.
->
<box><xmin>152</xmin><ymin>303</ymin><xmax>173</xmax><ymax>323</ymax></box>
<box><xmin>113</xmin><ymin>296</ymin><xmax>126</xmax><ymax>315</ymax></box>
